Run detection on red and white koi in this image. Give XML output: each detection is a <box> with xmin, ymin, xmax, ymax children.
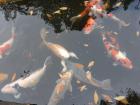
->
<box><xmin>70</xmin><ymin>0</ymin><xmax>100</xmax><ymax>23</ymax></box>
<box><xmin>0</xmin><ymin>25</ymin><xmax>16</xmax><ymax>59</ymax></box>
<box><xmin>89</xmin><ymin>5</ymin><xmax>130</xmax><ymax>27</ymax></box>
<box><xmin>101</xmin><ymin>32</ymin><xmax>133</xmax><ymax>69</ymax></box>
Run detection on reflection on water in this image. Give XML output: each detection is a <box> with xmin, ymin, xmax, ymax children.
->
<box><xmin>0</xmin><ymin>0</ymin><xmax>139</xmax><ymax>105</ymax></box>
<box><xmin>0</xmin><ymin>0</ymin><xmax>138</xmax><ymax>33</ymax></box>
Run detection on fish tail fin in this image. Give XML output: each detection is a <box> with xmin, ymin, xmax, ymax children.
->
<box><xmin>110</xmin><ymin>15</ymin><xmax>130</xmax><ymax>27</ymax></box>
<box><xmin>44</xmin><ymin>56</ymin><xmax>52</xmax><ymax>67</ymax></box>
<box><xmin>70</xmin><ymin>15</ymin><xmax>81</xmax><ymax>23</ymax></box>
<box><xmin>117</xmin><ymin>20</ymin><xmax>130</xmax><ymax>29</ymax></box>
<box><xmin>40</xmin><ymin>28</ymin><xmax>49</xmax><ymax>41</ymax></box>
<box><xmin>14</xmin><ymin>92</ymin><xmax>21</xmax><ymax>99</ymax></box>
<box><xmin>40</xmin><ymin>28</ymin><xmax>50</xmax><ymax>46</ymax></box>
<box><xmin>101</xmin><ymin>79</ymin><xmax>112</xmax><ymax>90</ymax></box>
<box><xmin>69</xmin><ymin>52</ymin><xmax>79</xmax><ymax>59</ymax></box>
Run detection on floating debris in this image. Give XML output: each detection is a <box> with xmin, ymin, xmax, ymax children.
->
<box><xmin>79</xmin><ymin>85</ymin><xmax>87</xmax><ymax>92</ymax></box>
<box><xmin>114</xmin><ymin>96</ymin><xmax>128</xmax><ymax>104</ymax></box>
<box><xmin>59</xmin><ymin>7</ymin><xmax>68</xmax><ymax>10</ymax></box>
<box><xmin>83</xmin><ymin>44</ymin><xmax>89</xmax><ymax>47</ymax></box>
<box><xmin>102</xmin><ymin>94</ymin><xmax>113</xmax><ymax>103</ymax></box>
<box><xmin>0</xmin><ymin>72</ymin><xmax>8</xmax><ymax>83</ymax></box>
<box><xmin>113</xmin><ymin>32</ymin><xmax>119</xmax><ymax>35</ymax></box>
<box><xmin>11</xmin><ymin>73</ymin><xmax>16</xmax><ymax>82</ymax></box>
<box><xmin>46</xmin><ymin>13</ymin><xmax>53</xmax><ymax>20</ymax></box>
<box><xmin>113</xmin><ymin>2</ymin><xmax>123</xmax><ymax>8</ymax></box>
<box><xmin>29</xmin><ymin>10</ymin><xmax>33</xmax><ymax>15</ymax></box>
<box><xmin>136</xmin><ymin>31</ymin><xmax>140</xmax><ymax>37</ymax></box>
<box><xmin>93</xmin><ymin>90</ymin><xmax>99</xmax><ymax>104</ymax></box>
<box><xmin>76</xmin><ymin>80</ymin><xmax>81</xmax><ymax>84</ymax></box>
<box><xmin>53</xmin><ymin>10</ymin><xmax>61</xmax><ymax>14</ymax></box>
<box><xmin>87</xmin><ymin>60</ymin><xmax>95</xmax><ymax>69</ymax></box>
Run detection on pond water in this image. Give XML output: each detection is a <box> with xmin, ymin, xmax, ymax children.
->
<box><xmin>0</xmin><ymin>0</ymin><xmax>139</xmax><ymax>105</ymax></box>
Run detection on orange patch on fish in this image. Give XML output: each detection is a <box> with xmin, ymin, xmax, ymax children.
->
<box><xmin>11</xmin><ymin>73</ymin><xmax>16</xmax><ymax>82</ymax></box>
<box><xmin>0</xmin><ymin>72</ymin><xmax>8</xmax><ymax>83</ymax></box>
<box><xmin>75</xmin><ymin>63</ymin><xmax>84</xmax><ymax>69</ymax></box>
<box><xmin>56</xmin><ymin>83</ymin><xmax>65</xmax><ymax>94</ymax></box>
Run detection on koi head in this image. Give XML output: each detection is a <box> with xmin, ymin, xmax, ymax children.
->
<box><xmin>1</xmin><ymin>84</ymin><xmax>18</xmax><ymax>94</ymax></box>
<box><xmin>113</xmin><ymin>51</ymin><xmax>133</xmax><ymax>69</ymax></box>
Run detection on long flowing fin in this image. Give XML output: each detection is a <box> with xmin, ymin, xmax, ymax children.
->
<box><xmin>40</xmin><ymin>28</ymin><xmax>49</xmax><ymax>45</ymax></box>
<box><xmin>101</xmin><ymin>79</ymin><xmax>112</xmax><ymax>90</ymax></box>
<box><xmin>69</xmin><ymin>52</ymin><xmax>79</xmax><ymax>59</ymax></box>
<box><xmin>44</xmin><ymin>56</ymin><xmax>52</xmax><ymax>67</ymax></box>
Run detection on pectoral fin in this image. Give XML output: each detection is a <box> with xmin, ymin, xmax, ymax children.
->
<box><xmin>68</xmin><ymin>82</ymin><xmax>72</xmax><ymax>92</ymax></box>
<box><xmin>14</xmin><ymin>92</ymin><xmax>21</xmax><ymax>99</ymax></box>
<box><xmin>122</xmin><ymin>51</ymin><xmax>127</xmax><ymax>56</ymax></box>
<box><xmin>113</xmin><ymin>62</ymin><xmax>119</xmax><ymax>66</ymax></box>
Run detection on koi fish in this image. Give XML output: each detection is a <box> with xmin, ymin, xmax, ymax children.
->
<box><xmin>101</xmin><ymin>32</ymin><xmax>133</xmax><ymax>69</ymax></box>
<box><xmin>89</xmin><ymin>5</ymin><xmax>129</xmax><ymax>27</ymax></box>
<box><xmin>83</xmin><ymin>17</ymin><xmax>96</xmax><ymax>34</ymax></box>
<box><xmin>0</xmin><ymin>25</ymin><xmax>16</xmax><ymax>59</ymax></box>
<box><xmin>70</xmin><ymin>0</ymin><xmax>100</xmax><ymax>23</ymax></box>
<box><xmin>1</xmin><ymin>56</ymin><xmax>52</xmax><ymax>99</ymax></box>
<box><xmin>106</xmin><ymin>13</ymin><xmax>130</xmax><ymax>27</ymax></box>
<box><xmin>105</xmin><ymin>31</ymin><xmax>120</xmax><ymax>49</ymax></box>
<box><xmin>47</xmin><ymin>71</ymin><xmax>73</xmax><ymax>105</ymax></box>
<box><xmin>64</xmin><ymin>60</ymin><xmax>112</xmax><ymax>90</ymax></box>
<box><xmin>40</xmin><ymin>28</ymin><xmax>78</xmax><ymax>72</ymax></box>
